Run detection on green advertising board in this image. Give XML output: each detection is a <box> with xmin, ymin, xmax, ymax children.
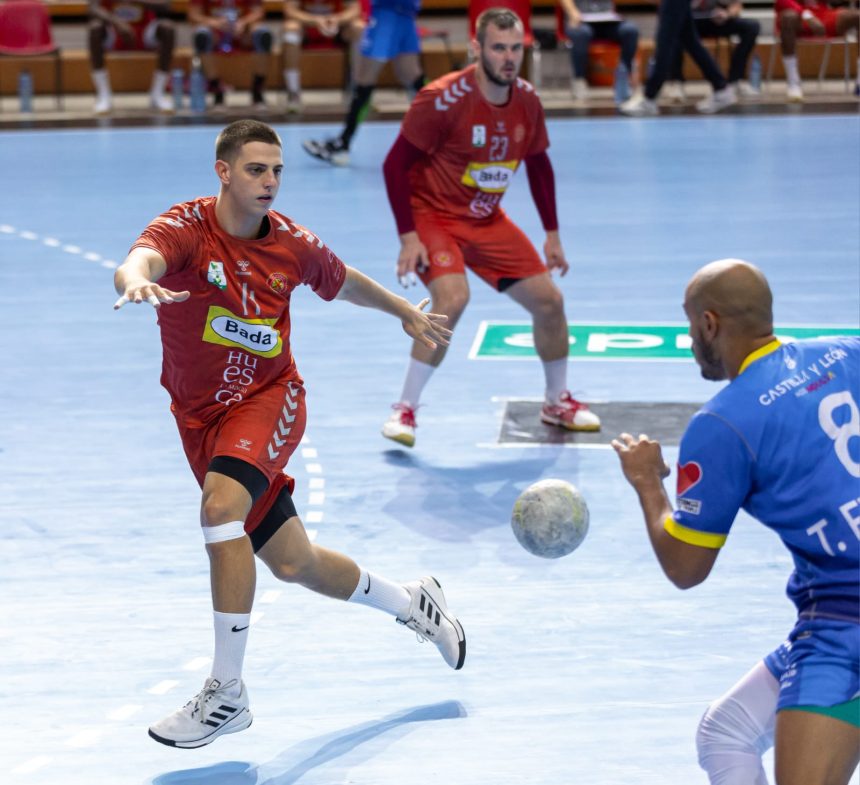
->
<box><xmin>469</xmin><ymin>322</ymin><xmax>859</xmax><ymax>361</ymax></box>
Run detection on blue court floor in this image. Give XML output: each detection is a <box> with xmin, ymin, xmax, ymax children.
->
<box><xmin>1</xmin><ymin>115</ymin><xmax>858</xmax><ymax>784</ymax></box>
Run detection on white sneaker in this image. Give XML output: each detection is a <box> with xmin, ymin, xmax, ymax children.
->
<box><xmin>541</xmin><ymin>391</ymin><xmax>601</xmax><ymax>432</ymax></box>
<box><xmin>148</xmin><ymin>678</ymin><xmax>252</xmax><ymax>748</ymax></box>
<box><xmin>619</xmin><ymin>93</ymin><xmax>659</xmax><ymax>117</ymax></box>
<box><xmin>736</xmin><ymin>80</ymin><xmax>760</xmax><ymax>99</ymax></box>
<box><xmin>381</xmin><ymin>403</ymin><xmax>417</xmax><ymax>448</ymax></box>
<box><xmin>94</xmin><ymin>93</ymin><xmax>112</xmax><ymax>115</ymax></box>
<box><xmin>286</xmin><ymin>90</ymin><xmax>303</xmax><ymax>113</ymax></box>
<box><xmin>150</xmin><ymin>92</ymin><xmax>173</xmax><ymax>113</ymax></box>
<box><xmin>572</xmin><ymin>78</ymin><xmax>589</xmax><ymax>102</ymax></box>
<box><xmin>696</xmin><ymin>85</ymin><xmax>738</xmax><ymax>114</ymax></box>
<box><xmin>301</xmin><ymin>137</ymin><xmax>350</xmax><ymax>166</ymax></box>
<box><xmin>786</xmin><ymin>83</ymin><xmax>804</xmax><ymax>102</ymax></box>
<box><xmin>398</xmin><ymin>576</ymin><xmax>466</xmax><ymax>670</ymax></box>
<box><xmin>663</xmin><ymin>80</ymin><xmax>687</xmax><ymax>104</ymax></box>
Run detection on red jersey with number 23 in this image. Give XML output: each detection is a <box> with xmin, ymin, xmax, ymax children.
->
<box><xmin>131</xmin><ymin>196</ymin><xmax>346</xmax><ymax>427</ymax></box>
<box><xmin>402</xmin><ymin>64</ymin><xmax>549</xmax><ymax>221</ymax></box>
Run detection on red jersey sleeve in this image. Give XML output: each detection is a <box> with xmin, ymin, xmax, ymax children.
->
<box><xmin>400</xmin><ymin>86</ymin><xmax>451</xmax><ymax>156</ymax></box>
<box><xmin>288</xmin><ymin>221</ymin><xmax>347</xmax><ymax>301</ymax></box>
<box><xmin>524</xmin><ymin>91</ymin><xmax>550</xmax><ymax>157</ymax></box>
<box><xmin>131</xmin><ymin>202</ymin><xmax>203</xmax><ymax>276</ymax></box>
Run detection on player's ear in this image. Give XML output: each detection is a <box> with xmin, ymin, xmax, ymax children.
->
<box><xmin>215</xmin><ymin>159</ymin><xmax>230</xmax><ymax>186</ymax></box>
<box><xmin>702</xmin><ymin>310</ymin><xmax>719</xmax><ymax>339</ymax></box>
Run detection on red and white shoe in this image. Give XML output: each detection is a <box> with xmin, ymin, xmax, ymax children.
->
<box><xmin>382</xmin><ymin>403</ymin><xmax>417</xmax><ymax>447</ymax></box>
<box><xmin>541</xmin><ymin>392</ymin><xmax>601</xmax><ymax>432</ymax></box>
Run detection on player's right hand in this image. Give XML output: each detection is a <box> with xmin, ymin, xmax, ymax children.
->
<box><xmin>114</xmin><ymin>283</ymin><xmax>191</xmax><ymax>310</ymax></box>
<box><xmin>397</xmin><ymin>231</ymin><xmax>429</xmax><ymax>288</ymax></box>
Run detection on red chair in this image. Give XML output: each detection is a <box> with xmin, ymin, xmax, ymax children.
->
<box><xmin>0</xmin><ymin>0</ymin><xmax>63</xmax><ymax>110</ymax></box>
<box><xmin>467</xmin><ymin>0</ymin><xmax>539</xmax><ymax>83</ymax></box>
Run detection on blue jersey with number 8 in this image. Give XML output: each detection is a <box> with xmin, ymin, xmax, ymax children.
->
<box><xmin>667</xmin><ymin>337</ymin><xmax>860</xmax><ymax>614</ymax></box>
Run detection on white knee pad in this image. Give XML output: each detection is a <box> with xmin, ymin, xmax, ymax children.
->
<box><xmin>696</xmin><ymin>661</ymin><xmax>778</xmax><ymax>785</ymax></box>
<box><xmin>202</xmin><ymin>520</ymin><xmax>247</xmax><ymax>544</ymax></box>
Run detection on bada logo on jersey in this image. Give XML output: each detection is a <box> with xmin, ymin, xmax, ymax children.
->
<box><xmin>202</xmin><ymin>306</ymin><xmax>283</xmax><ymax>358</ymax></box>
<box><xmin>461</xmin><ymin>161</ymin><xmax>518</xmax><ymax>194</ymax></box>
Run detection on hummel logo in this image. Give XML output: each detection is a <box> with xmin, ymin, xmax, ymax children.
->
<box><xmin>231</xmin><ymin>625</ymin><xmax>249</xmax><ymax>633</ymax></box>
<box><xmin>363</xmin><ymin>574</ymin><xmax>371</xmax><ymax>595</ymax></box>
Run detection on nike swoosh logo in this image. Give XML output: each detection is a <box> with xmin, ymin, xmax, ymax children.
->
<box><xmin>363</xmin><ymin>575</ymin><xmax>371</xmax><ymax>595</ymax></box>
<box><xmin>231</xmin><ymin>625</ymin><xmax>249</xmax><ymax>633</ymax></box>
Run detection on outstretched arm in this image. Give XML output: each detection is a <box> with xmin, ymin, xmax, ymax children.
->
<box><xmin>113</xmin><ymin>246</ymin><xmax>190</xmax><ymax>309</ymax></box>
<box><xmin>335</xmin><ymin>266</ymin><xmax>451</xmax><ymax>350</ymax></box>
<box><xmin>611</xmin><ymin>432</ymin><xmax>720</xmax><ymax>589</ymax></box>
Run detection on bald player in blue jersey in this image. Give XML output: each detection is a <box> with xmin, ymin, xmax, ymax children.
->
<box><xmin>613</xmin><ymin>259</ymin><xmax>859</xmax><ymax>785</ymax></box>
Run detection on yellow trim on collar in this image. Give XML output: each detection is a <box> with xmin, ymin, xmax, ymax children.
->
<box><xmin>738</xmin><ymin>339</ymin><xmax>781</xmax><ymax>375</ymax></box>
<box><xmin>664</xmin><ymin>515</ymin><xmax>727</xmax><ymax>549</ymax></box>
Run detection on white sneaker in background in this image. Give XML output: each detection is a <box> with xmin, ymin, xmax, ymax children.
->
<box><xmin>572</xmin><ymin>78</ymin><xmax>589</xmax><ymax>102</ymax></box>
<box><xmin>150</xmin><ymin>92</ymin><xmax>173</xmax><ymax>113</ymax></box>
<box><xmin>619</xmin><ymin>92</ymin><xmax>659</xmax><ymax>117</ymax></box>
<box><xmin>696</xmin><ymin>85</ymin><xmax>738</xmax><ymax>114</ymax></box>
<box><xmin>398</xmin><ymin>576</ymin><xmax>466</xmax><ymax>670</ymax></box>
<box><xmin>94</xmin><ymin>93</ymin><xmax>112</xmax><ymax>115</ymax></box>
<box><xmin>381</xmin><ymin>403</ymin><xmax>417</xmax><ymax>448</ymax></box>
<box><xmin>663</xmin><ymin>81</ymin><xmax>687</xmax><ymax>104</ymax></box>
<box><xmin>736</xmin><ymin>80</ymin><xmax>761</xmax><ymax>99</ymax></box>
<box><xmin>786</xmin><ymin>83</ymin><xmax>804</xmax><ymax>102</ymax></box>
<box><xmin>148</xmin><ymin>678</ymin><xmax>252</xmax><ymax>748</ymax></box>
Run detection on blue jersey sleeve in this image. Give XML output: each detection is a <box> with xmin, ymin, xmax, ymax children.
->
<box><xmin>667</xmin><ymin>411</ymin><xmax>755</xmax><ymax>548</ymax></box>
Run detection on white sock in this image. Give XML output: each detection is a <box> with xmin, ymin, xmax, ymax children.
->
<box><xmin>210</xmin><ymin>611</ymin><xmax>250</xmax><ymax>693</ymax></box>
<box><xmin>398</xmin><ymin>358</ymin><xmax>436</xmax><ymax>408</ymax></box>
<box><xmin>782</xmin><ymin>56</ymin><xmax>800</xmax><ymax>86</ymax></box>
<box><xmin>284</xmin><ymin>69</ymin><xmax>300</xmax><ymax>94</ymax></box>
<box><xmin>91</xmin><ymin>69</ymin><xmax>111</xmax><ymax>98</ymax></box>
<box><xmin>348</xmin><ymin>568</ymin><xmax>411</xmax><ymax>619</ymax></box>
<box><xmin>543</xmin><ymin>357</ymin><xmax>568</xmax><ymax>403</ymax></box>
<box><xmin>150</xmin><ymin>70</ymin><xmax>168</xmax><ymax>96</ymax></box>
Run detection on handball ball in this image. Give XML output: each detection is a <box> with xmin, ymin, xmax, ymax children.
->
<box><xmin>511</xmin><ymin>479</ymin><xmax>589</xmax><ymax>559</ymax></box>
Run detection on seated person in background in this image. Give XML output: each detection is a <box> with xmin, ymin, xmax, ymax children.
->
<box><xmin>88</xmin><ymin>0</ymin><xmax>175</xmax><ymax>115</ymax></box>
<box><xmin>558</xmin><ymin>0</ymin><xmax>639</xmax><ymax>103</ymax></box>
<box><xmin>188</xmin><ymin>0</ymin><xmax>275</xmax><ymax>109</ymax></box>
<box><xmin>775</xmin><ymin>0</ymin><xmax>860</xmax><ymax>101</ymax></box>
<box><xmin>282</xmin><ymin>0</ymin><xmax>364</xmax><ymax>111</ymax></box>
<box><xmin>668</xmin><ymin>0</ymin><xmax>760</xmax><ymax>101</ymax></box>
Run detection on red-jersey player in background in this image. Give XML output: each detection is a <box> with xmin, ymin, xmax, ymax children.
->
<box><xmin>380</xmin><ymin>8</ymin><xmax>601</xmax><ymax>449</ymax></box>
<box><xmin>114</xmin><ymin>119</ymin><xmax>465</xmax><ymax>749</ymax></box>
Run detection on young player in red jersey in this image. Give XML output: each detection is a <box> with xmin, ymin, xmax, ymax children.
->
<box><xmin>114</xmin><ymin>120</ymin><xmax>465</xmax><ymax>749</ymax></box>
<box><xmin>379</xmin><ymin>8</ymin><xmax>601</xmax><ymax>449</ymax></box>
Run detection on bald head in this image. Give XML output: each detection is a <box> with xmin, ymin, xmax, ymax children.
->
<box><xmin>685</xmin><ymin>259</ymin><xmax>773</xmax><ymax>337</ymax></box>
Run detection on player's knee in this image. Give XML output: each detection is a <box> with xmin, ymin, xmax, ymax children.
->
<box><xmin>200</xmin><ymin>494</ymin><xmax>242</xmax><ymax>528</ymax></box>
<box><xmin>533</xmin><ymin>286</ymin><xmax>565</xmax><ymax>321</ymax></box>
<box><xmin>269</xmin><ymin>547</ymin><xmax>316</xmax><ymax>584</ymax></box>
<box><xmin>696</xmin><ymin>696</ymin><xmax>768</xmax><ymax>767</ymax></box>
<box><xmin>438</xmin><ymin>290</ymin><xmax>470</xmax><ymax>320</ymax></box>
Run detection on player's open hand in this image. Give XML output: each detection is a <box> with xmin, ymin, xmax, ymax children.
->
<box><xmin>611</xmin><ymin>432</ymin><xmax>672</xmax><ymax>488</ymax></box>
<box><xmin>401</xmin><ymin>297</ymin><xmax>451</xmax><ymax>350</ymax></box>
<box><xmin>397</xmin><ymin>231</ymin><xmax>429</xmax><ymax>288</ymax></box>
<box><xmin>114</xmin><ymin>282</ymin><xmax>191</xmax><ymax>310</ymax></box>
<box><xmin>544</xmin><ymin>232</ymin><xmax>569</xmax><ymax>277</ymax></box>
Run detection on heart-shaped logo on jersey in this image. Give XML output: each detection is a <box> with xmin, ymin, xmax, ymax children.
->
<box><xmin>677</xmin><ymin>461</ymin><xmax>703</xmax><ymax>496</ymax></box>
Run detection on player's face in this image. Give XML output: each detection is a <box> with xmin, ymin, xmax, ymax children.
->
<box><xmin>224</xmin><ymin>142</ymin><xmax>284</xmax><ymax>214</ymax></box>
<box><xmin>478</xmin><ymin>24</ymin><xmax>524</xmax><ymax>87</ymax></box>
<box><xmin>684</xmin><ymin>302</ymin><xmax>725</xmax><ymax>381</ymax></box>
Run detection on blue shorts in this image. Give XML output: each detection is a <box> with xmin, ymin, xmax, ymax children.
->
<box><xmin>360</xmin><ymin>8</ymin><xmax>419</xmax><ymax>60</ymax></box>
<box><xmin>764</xmin><ymin>618</ymin><xmax>860</xmax><ymax>711</ymax></box>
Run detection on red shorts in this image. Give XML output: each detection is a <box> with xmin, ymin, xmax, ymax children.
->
<box><xmin>774</xmin><ymin>3</ymin><xmax>841</xmax><ymax>37</ymax></box>
<box><xmin>413</xmin><ymin>210</ymin><xmax>547</xmax><ymax>292</ymax></box>
<box><xmin>176</xmin><ymin>379</ymin><xmax>306</xmax><ymax>535</ymax></box>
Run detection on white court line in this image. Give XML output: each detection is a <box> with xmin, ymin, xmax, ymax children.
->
<box><xmin>477</xmin><ymin>441</ymin><xmax>615</xmax><ymax>450</ymax></box>
<box><xmin>148</xmin><ymin>680</ymin><xmax>180</xmax><ymax>695</ymax></box>
<box><xmin>11</xmin><ymin>756</ymin><xmax>52</xmax><ymax>775</ymax></box>
<box><xmin>64</xmin><ymin>729</ymin><xmax>103</xmax><ymax>749</ymax></box>
<box><xmin>83</xmin><ymin>252</ymin><xmax>101</xmax><ymax>261</ymax></box>
<box><xmin>250</xmin><ymin>611</ymin><xmax>264</xmax><ymax>626</ymax></box>
<box><xmin>183</xmin><ymin>656</ymin><xmax>211</xmax><ymax>671</ymax></box>
<box><xmin>102</xmin><ymin>260</ymin><xmax>118</xmax><ymax>269</ymax></box>
<box><xmin>0</xmin><ymin>224</ymin><xmax>15</xmax><ymax>233</ymax></box>
<box><xmin>306</xmin><ymin>511</ymin><xmax>323</xmax><ymax>523</ymax></box>
<box><xmin>309</xmin><ymin>478</ymin><xmax>325</xmax><ymax>489</ymax></box>
<box><xmin>106</xmin><ymin>704</ymin><xmax>142</xmax><ymax>721</ymax></box>
<box><xmin>301</xmin><ymin>447</ymin><xmax>318</xmax><ymax>459</ymax></box>
<box><xmin>306</xmin><ymin>463</ymin><xmax>322</xmax><ymax>474</ymax></box>
<box><xmin>18</xmin><ymin>230</ymin><xmax>37</xmax><ymax>240</ymax></box>
<box><xmin>260</xmin><ymin>589</ymin><xmax>281</xmax><ymax>603</ymax></box>
<box><xmin>62</xmin><ymin>244</ymin><xmax>82</xmax><ymax>254</ymax></box>
<box><xmin>42</xmin><ymin>237</ymin><xmax>60</xmax><ymax>247</ymax></box>
<box><xmin>308</xmin><ymin>491</ymin><xmax>325</xmax><ymax>506</ymax></box>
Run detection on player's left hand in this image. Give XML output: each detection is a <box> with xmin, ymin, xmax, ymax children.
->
<box><xmin>400</xmin><ymin>297</ymin><xmax>452</xmax><ymax>350</ymax></box>
<box><xmin>544</xmin><ymin>232</ymin><xmax>569</xmax><ymax>277</ymax></box>
<box><xmin>611</xmin><ymin>432</ymin><xmax>672</xmax><ymax>488</ymax></box>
